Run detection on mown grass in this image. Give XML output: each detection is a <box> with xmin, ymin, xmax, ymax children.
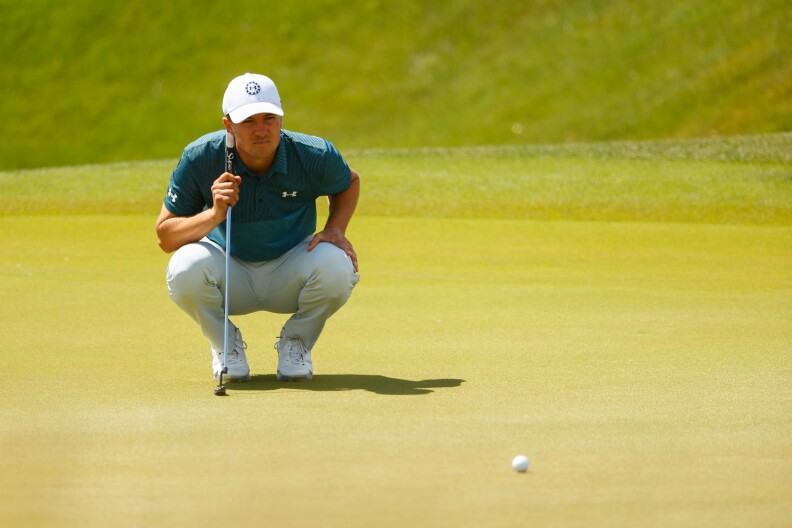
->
<box><xmin>2</xmin><ymin>134</ymin><xmax>790</xmax><ymax>224</ymax></box>
<box><xmin>1</xmin><ymin>213</ymin><xmax>790</xmax><ymax>528</ymax></box>
<box><xmin>1</xmin><ymin>134</ymin><xmax>790</xmax><ymax>527</ymax></box>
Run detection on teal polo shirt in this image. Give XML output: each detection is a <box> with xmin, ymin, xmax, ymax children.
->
<box><xmin>164</xmin><ymin>129</ymin><xmax>352</xmax><ymax>261</ymax></box>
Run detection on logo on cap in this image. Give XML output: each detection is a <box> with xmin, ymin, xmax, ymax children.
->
<box><xmin>245</xmin><ymin>82</ymin><xmax>261</xmax><ymax>95</ymax></box>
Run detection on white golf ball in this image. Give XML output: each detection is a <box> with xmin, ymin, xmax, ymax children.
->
<box><xmin>512</xmin><ymin>455</ymin><xmax>530</xmax><ymax>473</ymax></box>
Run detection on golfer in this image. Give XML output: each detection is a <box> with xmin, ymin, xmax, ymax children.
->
<box><xmin>156</xmin><ymin>73</ymin><xmax>360</xmax><ymax>383</ymax></box>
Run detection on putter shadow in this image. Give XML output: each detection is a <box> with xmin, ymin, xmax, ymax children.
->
<box><xmin>229</xmin><ymin>374</ymin><xmax>465</xmax><ymax>395</ymax></box>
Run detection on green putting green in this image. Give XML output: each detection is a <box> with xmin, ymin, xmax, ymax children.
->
<box><xmin>1</xmin><ymin>212</ymin><xmax>790</xmax><ymax>527</ymax></box>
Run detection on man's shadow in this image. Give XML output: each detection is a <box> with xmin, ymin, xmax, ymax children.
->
<box><xmin>230</xmin><ymin>374</ymin><xmax>465</xmax><ymax>395</ymax></box>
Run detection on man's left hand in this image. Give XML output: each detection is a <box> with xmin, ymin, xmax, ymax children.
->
<box><xmin>307</xmin><ymin>227</ymin><xmax>359</xmax><ymax>272</ymax></box>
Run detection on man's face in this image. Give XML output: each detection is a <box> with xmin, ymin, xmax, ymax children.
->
<box><xmin>225</xmin><ymin>113</ymin><xmax>282</xmax><ymax>165</ymax></box>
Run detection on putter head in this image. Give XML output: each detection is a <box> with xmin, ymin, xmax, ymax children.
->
<box><xmin>214</xmin><ymin>370</ymin><xmax>227</xmax><ymax>396</ymax></box>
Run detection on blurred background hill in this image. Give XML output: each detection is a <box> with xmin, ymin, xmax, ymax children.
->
<box><xmin>1</xmin><ymin>0</ymin><xmax>789</xmax><ymax>170</ymax></box>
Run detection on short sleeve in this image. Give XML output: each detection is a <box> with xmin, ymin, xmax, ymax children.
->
<box><xmin>319</xmin><ymin>140</ymin><xmax>352</xmax><ymax>196</ymax></box>
<box><xmin>163</xmin><ymin>151</ymin><xmax>207</xmax><ymax>216</ymax></box>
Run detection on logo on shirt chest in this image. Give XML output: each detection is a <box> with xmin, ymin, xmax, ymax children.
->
<box><xmin>282</xmin><ymin>191</ymin><xmax>298</xmax><ymax>198</ymax></box>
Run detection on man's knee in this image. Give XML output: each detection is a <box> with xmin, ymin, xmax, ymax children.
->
<box><xmin>309</xmin><ymin>243</ymin><xmax>360</xmax><ymax>299</ymax></box>
<box><xmin>166</xmin><ymin>242</ymin><xmax>222</xmax><ymax>304</ymax></box>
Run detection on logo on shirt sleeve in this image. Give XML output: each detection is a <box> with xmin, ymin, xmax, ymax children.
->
<box><xmin>282</xmin><ymin>191</ymin><xmax>298</xmax><ymax>198</ymax></box>
<box><xmin>167</xmin><ymin>188</ymin><xmax>178</xmax><ymax>203</ymax></box>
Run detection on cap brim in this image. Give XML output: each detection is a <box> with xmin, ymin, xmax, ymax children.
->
<box><xmin>228</xmin><ymin>102</ymin><xmax>284</xmax><ymax>123</ymax></box>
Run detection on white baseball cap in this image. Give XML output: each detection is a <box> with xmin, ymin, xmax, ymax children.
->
<box><xmin>222</xmin><ymin>73</ymin><xmax>284</xmax><ymax>123</ymax></box>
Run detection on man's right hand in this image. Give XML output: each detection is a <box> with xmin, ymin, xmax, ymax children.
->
<box><xmin>156</xmin><ymin>172</ymin><xmax>242</xmax><ymax>254</ymax></box>
<box><xmin>211</xmin><ymin>172</ymin><xmax>242</xmax><ymax>218</ymax></box>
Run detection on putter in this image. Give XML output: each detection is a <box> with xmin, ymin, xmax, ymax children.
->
<box><xmin>214</xmin><ymin>133</ymin><xmax>235</xmax><ymax>396</ymax></box>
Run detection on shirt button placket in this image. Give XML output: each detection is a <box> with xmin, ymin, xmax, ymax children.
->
<box><xmin>256</xmin><ymin>181</ymin><xmax>265</xmax><ymax>214</ymax></box>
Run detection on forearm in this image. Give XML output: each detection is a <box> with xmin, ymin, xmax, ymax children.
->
<box><xmin>156</xmin><ymin>207</ymin><xmax>223</xmax><ymax>253</ymax></box>
<box><xmin>324</xmin><ymin>171</ymin><xmax>360</xmax><ymax>233</ymax></box>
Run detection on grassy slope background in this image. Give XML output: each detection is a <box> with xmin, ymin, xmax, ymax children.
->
<box><xmin>1</xmin><ymin>0</ymin><xmax>790</xmax><ymax>170</ymax></box>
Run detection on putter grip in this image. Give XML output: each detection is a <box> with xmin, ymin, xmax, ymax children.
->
<box><xmin>225</xmin><ymin>133</ymin><xmax>234</xmax><ymax>234</ymax></box>
<box><xmin>225</xmin><ymin>133</ymin><xmax>235</xmax><ymax>174</ymax></box>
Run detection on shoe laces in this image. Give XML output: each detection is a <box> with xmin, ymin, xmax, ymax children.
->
<box><xmin>225</xmin><ymin>330</ymin><xmax>247</xmax><ymax>364</ymax></box>
<box><xmin>277</xmin><ymin>337</ymin><xmax>306</xmax><ymax>365</ymax></box>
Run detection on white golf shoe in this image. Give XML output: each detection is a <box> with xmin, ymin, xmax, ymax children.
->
<box><xmin>212</xmin><ymin>328</ymin><xmax>251</xmax><ymax>382</ymax></box>
<box><xmin>276</xmin><ymin>337</ymin><xmax>313</xmax><ymax>381</ymax></box>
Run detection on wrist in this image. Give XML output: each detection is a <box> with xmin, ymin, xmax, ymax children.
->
<box><xmin>322</xmin><ymin>224</ymin><xmax>346</xmax><ymax>236</ymax></box>
<box><xmin>209</xmin><ymin>205</ymin><xmax>228</xmax><ymax>225</ymax></box>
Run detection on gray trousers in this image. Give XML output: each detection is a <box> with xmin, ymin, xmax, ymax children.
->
<box><xmin>166</xmin><ymin>236</ymin><xmax>359</xmax><ymax>353</ymax></box>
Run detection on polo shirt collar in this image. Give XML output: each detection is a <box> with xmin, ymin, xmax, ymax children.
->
<box><xmin>272</xmin><ymin>131</ymin><xmax>288</xmax><ymax>175</ymax></box>
<box><xmin>234</xmin><ymin>131</ymin><xmax>288</xmax><ymax>178</ymax></box>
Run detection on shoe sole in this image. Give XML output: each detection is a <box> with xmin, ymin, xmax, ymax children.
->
<box><xmin>277</xmin><ymin>371</ymin><xmax>313</xmax><ymax>382</ymax></box>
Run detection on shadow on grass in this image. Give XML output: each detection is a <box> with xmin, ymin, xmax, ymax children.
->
<box><xmin>229</xmin><ymin>374</ymin><xmax>465</xmax><ymax>395</ymax></box>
